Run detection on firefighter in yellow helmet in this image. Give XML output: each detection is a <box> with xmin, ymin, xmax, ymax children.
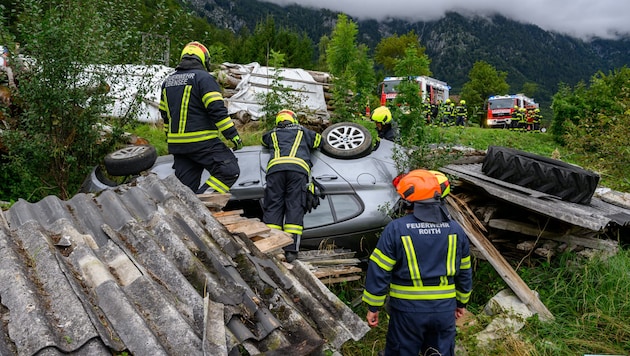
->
<box><xmin>159</xmin><ymin>41</ymin><xmax>243</xmax><ymax>194</ymax></box>
<box><xmin>363</xmin><ymin>169</ymin><xmax>472</xmax><ymax>355</ymax></box>
<box><xmin>261</xmin><ymin>109</ymin><xmax>322</xmax><ymax>262</ymax></box>
<box><xmin>371</xmin><ymin>106</ymin><xmax>399</xmax><ymax>142</ymax></box>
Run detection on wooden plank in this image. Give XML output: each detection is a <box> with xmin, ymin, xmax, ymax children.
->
<box><xmin>488</xmin><ymin>218</ymin><xmax>618</xmax><ymax>251</ymax></box>
<box><xmin>214</xmin><ymin>214</ymin><xmax>248</xmax><ymax>225</ymax></box>
<box><xmin>318</xmin><ymin>275</ymin><xmax>362</xmax><ymax>285</ymax></box>
<box><xmin>311</xmin><ymin>266</ymin><xmax>362</xmax><ymax>278</ymax></box>
<box><xmin>253</xmin><ymin>230</ymin><xmax>294</xmax><ymax>254</ymax></box>
<box><xmin>212</xmin><ymin>210</ymin><xmax>244</xmax><ymax>218</ymax></box>
<box><xmin>225</xmin><ymin>220</ymin><xmax>269</xmax><ymax>238</ymax></box>
<box><xmin>446</xmin><ymin>195</ymin><xmax>554</xmax><ymax>321</ymax></box>
<box><xmin>305</xmin><ymin>258</ymin><xmax>362</xmax><ymax>266</ymax></box>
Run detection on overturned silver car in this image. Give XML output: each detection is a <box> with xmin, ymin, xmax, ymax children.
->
<box><xmin>81</xmin><ymin>122</ymin><xmax>402</xmax><ymax>255</ymax></box>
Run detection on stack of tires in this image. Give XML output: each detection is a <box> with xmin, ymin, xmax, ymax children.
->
<box><xmin>481</xmin><ymin>146</ymin><xmax>600</xmax><ymax>204</ymax></box>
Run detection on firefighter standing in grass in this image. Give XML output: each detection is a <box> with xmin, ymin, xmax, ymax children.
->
<box><xmin>262</xmin><ymin>109</ymin><xmax>322</xmax><ymax>263</ymax></box>
<box><xmin>363</xmin><ymin>169</ymin><xmax>472</xmax><ymax>356</ymax></box>
<box><xmin>160</xmin><ymin>41</ymin><xmax>243</xmax><ymax>194</ymax></box>
<box><xmin>455</xmin><ymin>99</ymin><xmax>468</xmax><ymax>126</ymax></box>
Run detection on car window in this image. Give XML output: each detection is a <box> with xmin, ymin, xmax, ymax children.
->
<box><xmin>303</xmin><ymin>194</ymin><xmax>362</xmax><ymax>229</ymax></box>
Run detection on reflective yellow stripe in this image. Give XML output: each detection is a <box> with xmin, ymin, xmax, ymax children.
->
<box><xmin>204</xmin><ymin>175</ymin><xmax>230</xmax><ymax>193</ymax></box>
<box><xmin>313</xmin><ymin>133</ymin><xmax>322</xmax><ymax>148</ymax></box>
<box><xmin>202</xmin><ymin>91</ymin><xmax>223</xmax><ymax>107</ymax></box>
<box><xmin>167</xmin><ymin>130</ymin><xmax>219</xmax><ymax>143</ymax></box>
<box><xmin>457</xmin><ymin>290</ymin><xmax>471</xmax><ymax>304</ymax></box>
<box><xmin>267</xmin><ymin>157</ymin><xmax>310</xmax><ymax>174</ymax></box>
<box><xmin>283</xmin><ymin>224</ymin><xmax>303</xmax><ymax>235</ymax></box>
<box><xmin>401</xmin><ymin>235</ymin><xmax>422</xmax><ymax>287</ymax></box>
<box><xmin>362</xmin><ymin>290</ymin><xmax>387</xmax><ymax>307</ymax></box>
<box><xmin>216</xmin><ymin>117</ymin><xmax>235</xmax><ymax>132</ymax></box>
<box><xmin>271</xmin><ymin>132</ymin><xmax>280</xmax><ymax>159</ymax></box>
<box><xmin>390</xmin><ymin>283</ymin><xmax>456</xmax><ymax>300</ymax></box>
<box><xmin>267</xmin><ymin>224</ymin><xmax>282</xmax><ymax>231</ymax></box>
<box><xmin>447</xmin><ymin>234</ymin><xmax>457</xmax><ymax>276</ymax></box>
<box><xmin>460</xmin><ymin>255</ymin><xmax>471</xmax><ymax>269</ymax></box>
<box><xmin>179</xmin><ymin>85</ymin><xmax>192</xmax><ymax>134</ymax></box>
<box><xmin>289</xmin><ymin>130</ymin><xmax>303</xmax><ymax>157</ymax></box>
<box><xmin>369</xmin><ymin>248</ymin><xmax>395</xmax><ymax>272</ymax></box>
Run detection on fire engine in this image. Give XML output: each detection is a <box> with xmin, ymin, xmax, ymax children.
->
<box><xmin>378</xmin><ymin>76</ymin><xmax>450</xmax><ymax>106</ymax></box>
<box><xmin>485</xmin><ymin>94</ymin><xmax>538</xmax><ymax>128</ymax></box>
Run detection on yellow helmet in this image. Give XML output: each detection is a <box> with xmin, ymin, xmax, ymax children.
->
<box><xmin>429</xmin><ymin>170</ymin><xmax>450</xmax><ymax>198</ymax></box>
<box><xmin>180</xmin><ymin>41</ymin><xmax>211</xmax><ymax>71</ymax></box>
<box><xmin>371</xmin><ymin>106</ymin><xmax>392</xmax><ymax>124</ymax></box>
<box><xmin>395</xmin><ymin>169</ymin><xmax>443</xmax><ymax>203</ymax></box>
<box><xmin>445</xmin><ymin>98</ymin><xmax>451</xmax><ymax>104</ymax></box>
<box><xmin>460</xmin><ymin>100</ymin><xmax>466</xmax><ymax>105</ymax></box>
<box><xmin>275</xmin><ymin>109</ymin><xmax>297</xmax><ymax>125</ymax></box>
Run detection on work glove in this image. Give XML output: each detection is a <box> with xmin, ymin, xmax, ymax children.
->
<box><xmin>231</xmin><ymin>135</ymin><xmax>243</xmax><ymax>151</ymax></box>
<box><xmin>304</xmin><ymin>180</ymin><xmax>325</xmax><ymax>213</ymax></box>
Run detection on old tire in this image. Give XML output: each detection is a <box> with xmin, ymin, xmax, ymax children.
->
<box><xmin>104</xmin><ymin>145</ymin><xmax>157</xmax><ymax>177</ymax></box>
<box><xmin>481</xmin><ymin>146</ymin><xmax>600</xmax><ymax>204</ymax></box>
<box><xmin>321</xmin><ymin>122</ymin><xmax>372</xmax><ymax>159</ymax></box>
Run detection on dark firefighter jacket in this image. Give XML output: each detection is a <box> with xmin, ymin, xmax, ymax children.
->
<box><xmin>261</xmin><ymin>122</ymin><xmax>322</xmax><ymax>176</ymax></box>
<box><xmin>362</xmin><ymin>212</ymin><xmax>473</xmax><ymax>313</ymax></box>
<box><xmin>159</xmin><ymin>58</ymin><xmax>239</xmax><ymax>154</ymax></box>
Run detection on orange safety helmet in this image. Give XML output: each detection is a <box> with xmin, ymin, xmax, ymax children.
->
<box><xmin>394</xmin><ymin>169</ymin><xmax>443</xmax><ymax>203</ymax></box>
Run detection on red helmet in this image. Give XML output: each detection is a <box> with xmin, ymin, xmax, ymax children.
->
<box><xmin>394</xmin><ymin>169</ymin><xmax>443</xmax><ymax>203</ymax></box>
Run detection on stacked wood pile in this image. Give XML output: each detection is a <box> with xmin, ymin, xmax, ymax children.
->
<box><xmin>215</xmin><ymin>63</ymin><xmax>334</xmax><ymax>129</ymax></box>
<box><xmin>298</xmin><ymin>249</ymin><xmax>363</xmax><ymax>285</ymax></box>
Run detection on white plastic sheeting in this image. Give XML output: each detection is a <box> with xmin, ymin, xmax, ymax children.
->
<box><xmin>96</xmin><ymin>62</ymin><xmax>329</xmax><ymax>123</ymax></box>
<box><xmin>223</xmin><ymin>62</ymin><xmax>329</xmax><ymax>121</ymax></box>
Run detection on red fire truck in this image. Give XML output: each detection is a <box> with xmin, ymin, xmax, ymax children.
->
<box><xmin>378</xmin><ymin>76</ymin><xmax>450</xmax><ymax>106</ymax></box>
<box><xmin>485</xmin><ymin>94</ymin><xmax>538</xmax><ymax>128</ymax></box>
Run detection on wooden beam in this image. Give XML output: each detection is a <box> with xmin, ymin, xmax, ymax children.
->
<box><xmin>446</xmin><ymin>195</ymin><xmax>554</xmax><ymax>321</ymax></box>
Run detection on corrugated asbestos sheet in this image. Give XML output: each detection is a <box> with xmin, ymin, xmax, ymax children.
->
<box><xmin>0</xmin><ymin>174</ymin><xmax>369</xmax><ymax>356</ymax></box>
<box><xmin>441</xmin><ymin>163</ymin><xmax>630</xmax><ymax>232</ymax></box>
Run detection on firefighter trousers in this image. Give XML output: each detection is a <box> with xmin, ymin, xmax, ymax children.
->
<box><xmin>262</xmin><ymin>171</ymin><xmax>308</xmax><ymax>252</ymax></box>
<box><xmin>384</xmin><ymin>307</ymin><xmax>456</xmax><ymax>356</ymax></box>
<box><xmin>172</xmin><ymin>140</ymin><xmax>240</xmax><ymax>194</ymax></box>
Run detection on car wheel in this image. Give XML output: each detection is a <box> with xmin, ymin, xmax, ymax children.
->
<box><xmin>104</xmin><ymin>144</ymin><xmax>158</xmax><ymax>176</ymax></box>
<box><xmin>321</xmin><ymin>122</ymin><xmax>373</xmax><ymax>159</ymax></box>
<box><xmin>481</xmin><ymin>146</ymin><xmax>600</xmax><ymax>204</ymax></box>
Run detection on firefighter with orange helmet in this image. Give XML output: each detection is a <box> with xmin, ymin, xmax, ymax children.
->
<box><xmin>363</xmin><ymin>169</ymin><xmax>472</xmax><ymax>356</ymax></box>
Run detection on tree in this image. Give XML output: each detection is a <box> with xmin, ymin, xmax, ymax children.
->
<box><xmin>393</xmin><ymin>45</ymin><xmax>431</xmax><ymax>77</ymax></box>
<box><xmin>460</xmin><ymin>61</ymin><xmax>509</xmax><ymax>126</ymax></box>
<box><xmin>326</xmin><ymin>14</ymin><xmax>375</xmax><ymax>122</ymax></box>
<box><xmin>0</xmin><ymin>0</ymin><xmax>136</xmax><ymax>201</ymax></box>
<box><xmin>375</xmin><ymin>31</ymin><xmax>426</xmax><ymax>74</ymax></box>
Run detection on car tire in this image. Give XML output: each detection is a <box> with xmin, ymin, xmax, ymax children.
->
<box><xmin>481</xmin><ymin>146</ymin><xmax>600</xmax><ymax>204</ymax></box>
<box><xmin>321</xmin><ymin>122</ymin><xmax>373</xmax><ymax>159</ymax></box>
<box><xmin>104</xmin><ymin>144</ymin><xmax>158</xmax><ymax>176</ymax></box>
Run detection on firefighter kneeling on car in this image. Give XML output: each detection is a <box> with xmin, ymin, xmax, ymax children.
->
<box><xmin>261</xmin><ymin>109</ymin><xmax>322</xmax><ymax>263</ymax></box>
<box><xmin>363</xmin><ymin>169</ymin><xmax>473</xmax><ymax>356</ymax></box>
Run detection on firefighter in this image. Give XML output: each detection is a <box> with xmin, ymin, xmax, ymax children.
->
<box><xmin>371</xmin><ymin>106</ymin><xmax>399</xmax><ymax>142</ymax></box>
<box><xmin>518</xmin><ymin>107</ymin><xmax>528</xmax><ymax>132</ymax></box>
<box><xmin>510</xmin><ymin>105</ymin><xmax>521</xmax><ymax>131</ymax></box>
<box><xmin>422</xmin><ymin>97</ymin><xmax>432</xmax><ymax>125</ymax></box>
<box><xmin>441</xmin><ymin>99</ymin><xmax>454</xmax><ymax>126</ymax></box>
<box><xmin>533</xmin><ymin>108</ymin><xmax>542</xmax><ymax>132</ymax></box>
<box><xmin>363</xmin><ymin>169</ymin><xmax>472</xmax><ymax>356</ymax></box>
<box><xmin>160</xmin><ymin>41</ymin><xmax>243</xmax><ymax>194</ymax></box>
<box><xmin>261</xmin><ymin>109</ymin><xmax>322</xmax><ymax>263</ymax></box>
<box><xmin>455</xmin><ymin>99</ymin><xmax>467</xmax><ymax>126</ymax></box>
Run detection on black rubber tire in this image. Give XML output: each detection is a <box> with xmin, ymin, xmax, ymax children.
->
<box><xmin>481</xmin><ymin>146</ymin><xmax>600</xmax><ymax>204</ymax></box>
<box><xmin>104</xmin><ymin>145</ymin><xmax>158</xmax><ymax>176</ymax></box>
<box><xmin>321</xmin><ymin>122</ymin><xmax>373</xmax><ymax>159</ymax></box>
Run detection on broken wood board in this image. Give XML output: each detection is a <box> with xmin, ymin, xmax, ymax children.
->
<box><xmin>446</xmin><ymin>194</ymin><xmax>554</xmax><ymax>322</ymax></box>
<box><xmin>197</xmin><ymin>192</ymin><xmax>232</xmax><ymax>210</ymax></box>
<box><xmin>488</xmin><ymin>218</ymin><xmax>618</xmax><ymax>252</ymax></box>
<box><xmin>311</xmin><ymin>266</ymin><xmax>362</xmax><ymax>279</ymax></box>
<box><xmin>318</xmin><ymin>275</ymin><xmax>362</xmax><ymax>285</ymax></box>
<box><xmin>224</xmin><ymin>219</ymin><xmax>269</xmax><ymax>239</ymax></box>
<box><xmin>253</xmin><ymin>228</ymin><xmax>294</xmax><ymax>254</ymax></box>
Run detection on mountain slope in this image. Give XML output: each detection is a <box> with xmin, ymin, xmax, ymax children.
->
<box><xmin>182</xmin><ymin>1</ymin><xmax>630</xmax><ymax>105</ymax></box>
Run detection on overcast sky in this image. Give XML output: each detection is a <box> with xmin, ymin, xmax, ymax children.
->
<box><xmin>262</xmin><ymin>0</ymin><xmax>630</xmax><ymax>40</ymax></box>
